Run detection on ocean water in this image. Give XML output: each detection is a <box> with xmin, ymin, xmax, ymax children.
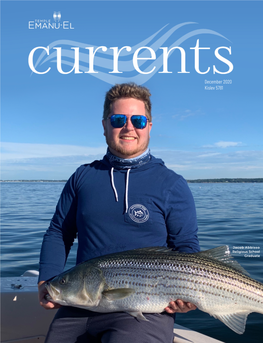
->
<box><xmin>1</xmin><ymin>182</ymin><xmax>263</xmax><ymax>343</ymax></box>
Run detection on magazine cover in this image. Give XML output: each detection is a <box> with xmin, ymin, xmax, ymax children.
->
<box><xmin>1</xmin><ymin>1</ymin><xmax>262</xmax><ymax>342</ymax></box>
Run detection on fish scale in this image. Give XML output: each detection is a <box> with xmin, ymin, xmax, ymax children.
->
<box><xmin>46</xmin><ymin>246</ymin><xmax>263</xmax><ymax>334</ymax></box>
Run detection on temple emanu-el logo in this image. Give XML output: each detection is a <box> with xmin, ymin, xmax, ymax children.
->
<box><xmin>28</xmin><ymin>11</ymin><xmax>74</xmax><ymax>30</ymax></box>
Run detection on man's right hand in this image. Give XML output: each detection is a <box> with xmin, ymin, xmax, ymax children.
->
<box><xmin>38</xmin><ymin>281</ymin><xmax>61</xmax><ymax>310</ymax></box>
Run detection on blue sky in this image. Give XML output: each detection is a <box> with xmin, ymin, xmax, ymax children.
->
<box><xmin>1</xmin><ymin>0</ymin><xmax>263</xmax><ymax>180</ymax></box>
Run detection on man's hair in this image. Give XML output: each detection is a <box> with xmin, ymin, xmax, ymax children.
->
<box><xmin>103</xmin><ymin>83</ymin><xmax>152</xmax><ymax>121</ymax></box>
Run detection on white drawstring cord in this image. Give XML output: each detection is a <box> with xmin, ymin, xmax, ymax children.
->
<box><xmin>110</xmin><ymin>167</ymin><xmax>130</xmax><ymax>212</ymax></box>
<box><xmin>125</xmin><ymin>169</ymin><xmax>131</xmax><ymax>213</ymax></box>
<box><xmin>110</xmin><ymin>167</ymin><xmax>118</xmax><ymax>202</ymax></box>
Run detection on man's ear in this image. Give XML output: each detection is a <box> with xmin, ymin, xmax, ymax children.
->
<box><xmin>148</xmin><ymin>122</ymin><xmax>153</xmax><ymax>136</ymax></box>
<box><xmin>102</xmin><ymin>119</ymin><xmax>106</xmax><ymax>137</ymax></box>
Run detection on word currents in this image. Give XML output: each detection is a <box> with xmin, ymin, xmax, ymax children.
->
<box><xmin>28</xmin><ymin>39</ymin><xmax>233</xmax><ymax>76</ymax></box>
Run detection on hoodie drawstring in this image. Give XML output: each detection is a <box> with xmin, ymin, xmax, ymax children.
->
<box><xmin>110</xmin><ymin>167</ymin><xmax>131</xmax><ymax>213</ymax></box>
<box><xmin>111</xmin><ymin>167</ymin><xmax>118</xmax><ymax>202</ymax></box>
<box><xmin>125</xmin><ymin>169</ymin><xmax>131</xmax><ymax>213</ymax></box>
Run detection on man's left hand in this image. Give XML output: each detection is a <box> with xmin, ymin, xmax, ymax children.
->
<box><xmin>165</xmin><ymin>299</ymin><xmax>197</xmax><ymax>313</ymax></box>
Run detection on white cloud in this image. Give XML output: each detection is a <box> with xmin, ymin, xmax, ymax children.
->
<box><xmin>151</xmin><ymin>148</ymin><xmax>263</xmax><ymax>179</ymax></box>
<box><xmin>1</xmin><ymin>143</ymin><xmax>263</xmax><ymax>180</ymax></box>
<box><xmin>172</xmin><ymin>109</ymin><xmax>203</xmax><ymax>121</ymax></box>
<box><xmin>214</xmin><ymin>141</ymin><xmax>243</xmax><ymax>148</ymax></box>
<box><xmin>1</xmin><ymin>142</ymin><xmax>107</xmax><ymax>160</ymax></box>
<box><xmin>197</xmin><ymin>153</ymin><xmax>222</xmax><ymax>158</ymax></box>
<box><xmin>203</xmin><ymin>141</ymin><xmax>243</xmax><ymax>149</ymax></box>
<box><xmin>0</xmin><ymin>142</ymin><xmax>107</xmax><ymax>179</ymax></box>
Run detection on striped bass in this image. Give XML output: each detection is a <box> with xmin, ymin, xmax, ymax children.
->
<box><xmin>46</xmin><ymin>246</ymin><xmax>263</xmax><ymax>334</ymax></box>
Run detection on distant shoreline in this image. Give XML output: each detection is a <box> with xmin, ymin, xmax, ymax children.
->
<box><xmin>187</xmin><ymin>178</ymin><xmax>263</xmax><ymax>183</ymax></box>
<box><xmin>1</xmin><ymin>178</ymin><xmax>263</xmax><ymax>183</ymax></box>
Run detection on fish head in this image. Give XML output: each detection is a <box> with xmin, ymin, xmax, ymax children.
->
<box><xmin>45</xmin><ymin>264</ymin><xmax>105</xmax><ymax>308</ymax></box>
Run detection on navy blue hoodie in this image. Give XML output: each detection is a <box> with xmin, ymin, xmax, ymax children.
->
<box><xmin>39</xmin><ymin>153</ymin><xmax>199</xmax><ymax>282</ymax></box>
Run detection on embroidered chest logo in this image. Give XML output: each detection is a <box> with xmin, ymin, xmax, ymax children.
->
<box><xmin>128</xmin><ymin>204</ymin><xmax>149</xmax><ymax>223</ymax></box>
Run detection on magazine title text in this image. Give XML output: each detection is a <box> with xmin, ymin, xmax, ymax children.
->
<box><xmin>28</xmin><ymin>39</ymin><xmax>233</xmax><ymax>76</ymax></box>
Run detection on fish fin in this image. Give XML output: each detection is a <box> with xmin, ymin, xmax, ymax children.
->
<box><xmin>102</xmin><ymin>288</ymin><xmax>135</xmax><ymax>301</ymax></box>
<box><xmin>212</xmin><ymin>311</ymin><xmax>250</xmax><ymax>334</ymax></box>
<box><xmin>127</xmin><ymin>311</ymin><xmax>149</xmax><ymax>321</ymax></box>
<box><xmin>197</xmin><ymin>246</ymin><xmax>250</xmax><ymax>276</ymax></box>
<box><xmin>197</xmin><ymin>245</ymin><xmax>230</xmax><ymax>259</ymax></box>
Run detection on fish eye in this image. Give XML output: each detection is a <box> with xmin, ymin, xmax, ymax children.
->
<box><xmin>59</xmin><ymin>278</ymin><xmax>66</xmax><ymax>285</ymax></box>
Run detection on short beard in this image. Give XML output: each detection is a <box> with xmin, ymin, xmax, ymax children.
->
<box><xmin>105</xmin><ymin>136</ymin><xmax>150</xmax><ymax>159</ymax></box>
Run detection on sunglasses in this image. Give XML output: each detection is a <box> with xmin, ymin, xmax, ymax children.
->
<box><xmin>109</xmin><ymin>114</ymin><xmax>148</xmax><ymax>129</ymax></box>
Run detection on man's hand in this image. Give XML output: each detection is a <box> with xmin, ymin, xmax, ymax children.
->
<box><xmin>38</xmin><ymin>281</ymin><xmax>61</xmax><ymax>310</ymax></box>
<box><xmin>165</xmin><ymin>299</ymin><xmax>197</xmax><ymax>314</ymax></box>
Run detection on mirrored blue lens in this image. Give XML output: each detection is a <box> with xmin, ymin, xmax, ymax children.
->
<box><xmin>131</xmin><ymin>115</ymin><xmax>147</xmax><ymax>129</ymax></box>
<box><xmin>110</xmin><ymin>115</ymin><xmax>126</xmax><ymax>128</ymax></box>
<box><xmin>110</xmin><ymin>115</ymin><xmax>147</xmax><ymax>129</ymax></box>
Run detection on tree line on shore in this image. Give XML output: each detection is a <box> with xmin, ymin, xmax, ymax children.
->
<box><xmin>187</xmin><ymin>178</ymin><xmax>263</xmax><ymax>183</ymax></box>
<box><xmin>1</xmin><ymin>178</ymin><xmax>263</xmax><ymax>183</ymax></box>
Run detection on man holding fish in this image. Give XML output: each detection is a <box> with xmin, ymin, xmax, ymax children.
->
<box><xmin>38</xmin><ymin>83</ymin><xmax>199</xmax><ymax>342</ymax></box>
